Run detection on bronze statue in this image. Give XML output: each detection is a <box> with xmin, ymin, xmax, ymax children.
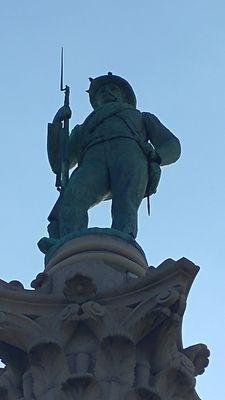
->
<box><xmin>39</xmin><ymin>72</ymin><xmax>181</xmax><ymax>253</ymax></box>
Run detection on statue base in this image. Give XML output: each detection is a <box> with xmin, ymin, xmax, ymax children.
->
<box><xmin>37</xmin><ymin>227</ymin><xmax>146</xmax><ymax>264</ymax></box>
<box><xmin>0</xmin><ymin>233</ymin><xmax>209</xmax><ymax>399</ymax></box>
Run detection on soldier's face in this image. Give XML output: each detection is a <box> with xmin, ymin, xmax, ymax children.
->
<box><xmin>95</xmin><ymin>84</ymin><xmax>124</xmax><ymax>106</ymax></box>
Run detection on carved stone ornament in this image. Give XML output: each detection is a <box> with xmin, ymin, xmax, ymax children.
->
<box><xmin>0</xmin><ymin>234</ymin><xmax>209</xmax><ymax>399</ymax></box>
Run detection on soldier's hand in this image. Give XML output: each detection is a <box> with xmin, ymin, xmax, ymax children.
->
<box><xmin>53</xmin><ymin>105</ymin><xmax>72</xmax><ymax>123</ymax></box>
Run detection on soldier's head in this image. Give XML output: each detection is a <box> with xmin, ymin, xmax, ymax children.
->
<box><xmin>87</xmin><ymin>72</ymin><xmax>137</xmax><ymax>109</ymax></box>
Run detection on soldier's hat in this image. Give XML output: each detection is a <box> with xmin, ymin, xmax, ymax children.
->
<box><xmin>87</xmin><ymin>72</ymin><xmax>137</xmax><ymax>108</ymax></box>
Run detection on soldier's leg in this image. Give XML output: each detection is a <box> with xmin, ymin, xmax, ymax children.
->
<box><xmin>110</xmin><ymin>139</ymin><xmax>148</xmax><ymax>238</ymax></box>
<box><xmin>59</xmin><ymin>145</ymin><xmax>109</xmax><ymax>237</ymax></box>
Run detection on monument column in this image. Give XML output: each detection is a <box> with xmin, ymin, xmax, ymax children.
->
<box><xmin>0</xmin><ymin>234</ymin><xmax>209</xmax><ymax>400</ymax></box>
<box><xmin>0</xmin><ymin>71</ymin><xmax>209</xmax><ymax>399</ymax></box>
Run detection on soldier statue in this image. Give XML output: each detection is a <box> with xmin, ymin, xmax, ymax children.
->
<box><xmin>39</xmin><ymin>72</ymin><xmax>181</xmax><ymax>253</ymax></box>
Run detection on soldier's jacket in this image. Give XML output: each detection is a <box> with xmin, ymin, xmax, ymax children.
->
<box><xmin>48</xmin><ymin>102</ymin><xmax>181</xmax><ymax>193</ymax></box>
<box><xmin>47</xmin><ymin>102</ymin><xmax>181</xmax><ymax>222</ymax></box>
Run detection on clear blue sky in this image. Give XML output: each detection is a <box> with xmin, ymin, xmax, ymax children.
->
<box><xmin>0</xmin><ymin>1</ymin><xmax>224</xmax><ymax>397</ymax></box>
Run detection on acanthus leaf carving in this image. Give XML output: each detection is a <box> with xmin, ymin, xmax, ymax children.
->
<box><xmin>183</xmin><ymin>343</ymin><xmax>210</xmax><ymax>376</ymax></box>
<box><xmin>28</xmin><ymin>341</ymin><xmax>69</xmax><ymax>399</ymax></box>
<box><xmin>95</xmin><ymin>335</ymin><xmax>135</xmax><ymax>399</ymax></box>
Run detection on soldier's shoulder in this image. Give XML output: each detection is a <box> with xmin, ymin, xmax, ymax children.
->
<box><xmin>142</xmin><ymin>111</ymin><xmax>157</xmax><ymax>118</ymax></box>
<box><xmin>71</xmin><ymin>124</ymin><xmax>81</xmax><ymax>134</ymax></box>
<box><xmin>142</xmin><ymin>112</ymin><xmax>162</xmax><ymax>125</ymax></box>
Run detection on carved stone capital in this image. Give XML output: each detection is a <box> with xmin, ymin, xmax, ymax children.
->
<box><xmin>0</xmin><ymin>235</ymin><xmax>209</xmax><ymax>399</ymax></box>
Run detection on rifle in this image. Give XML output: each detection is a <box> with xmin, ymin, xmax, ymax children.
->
<box><xmin>55</xmin><ymin>47</ymin><xmax>70</xmax><ymax>192</ymax></box>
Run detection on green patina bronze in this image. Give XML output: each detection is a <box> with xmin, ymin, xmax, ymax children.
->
<box><xmin>38</xmin><ymin>72</ymin><xmax>181</xmax><ymax>254</ymax></box>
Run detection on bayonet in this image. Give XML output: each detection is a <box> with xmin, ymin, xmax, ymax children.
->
<box><xmin>60</xmin><ymin>46</ymin><xmax>64</xmax><ymax>92</ymax></box>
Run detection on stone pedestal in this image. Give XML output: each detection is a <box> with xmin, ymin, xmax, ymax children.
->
<box><xmin>0</xmin><ymin>235</ymin><xmax>209</xmax><ymax>399</ymax></box>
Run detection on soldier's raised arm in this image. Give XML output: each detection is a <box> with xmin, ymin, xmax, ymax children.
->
<box><xmin>142</xmin><ymin>112</ymin><xmax>181</xmax><ymax>166</ymax></box>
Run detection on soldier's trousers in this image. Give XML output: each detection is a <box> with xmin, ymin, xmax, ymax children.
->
<box><xmin>58</xmin><ymin>138</ymin><xmax>148</xmax><ymax>239</ymax></box>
